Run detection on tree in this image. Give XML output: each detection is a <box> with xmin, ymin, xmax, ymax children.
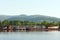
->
<box><xmin>2</xmin><ymin>20</ymin><xmax>9</xmax><ymax>26</ymax></box>
<box><xmin>49</xmin><ymin>22</ymin><xmax>58</xmax><ymax>26</ymax></box>
<box><xmin>2</xmin><ymin>20</ymin><xmax>10</xmax><ymax>32</ymax></box>
<box><xmin>41</xmin><ymin>21</ymin><xmax>49</xmax><ymax>29</ymax></box>
<box><xmin>58</xmin><ymin>22</ymin><xmax>60</xmax><ymax>29</ymax></box>
<box><xmin>0</xmin><ymin>21</ymin><xmax>3</xmax><ymax>31</ymax></box>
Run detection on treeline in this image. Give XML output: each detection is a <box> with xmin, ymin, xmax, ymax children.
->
<box><xmin>0</xmin><ymin>20</ymin><xmax>60</xmax><ymax>27</ymax></box>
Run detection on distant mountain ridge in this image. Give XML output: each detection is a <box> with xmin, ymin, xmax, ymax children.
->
<box><xmin>0</xmin><ymin>15</ymin><xmax>11</xmax><ymax>21</ymax></box>
<box><xmin>7</xmin><ymin>15</ymin><xmax>60</xmax><ymax>22</ymax></box>
<box><xmin>0</xmin><ymin>15</ymin><xmax>60</xmax><ymax>22</ymax></box>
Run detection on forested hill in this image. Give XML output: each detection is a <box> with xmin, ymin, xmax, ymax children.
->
<box><xmin>0</xmin><ymin>15</ymin><xmax>60</xmax><ymax>22</ymax></box>
<box><xmin>0</xmin><ymin>15</ymin><xmax>11</xmax><ymax>21</ymax></box>
<box><xmin>6</xmin><ymin>15</ymin><xmax>60</xmax><ymax>22</ymax></box>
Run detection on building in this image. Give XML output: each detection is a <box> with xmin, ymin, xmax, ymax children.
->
<box><xmin>48</xmin><ymin>26</ymin><xmax>59</xmax><ymax>31</ymax></box>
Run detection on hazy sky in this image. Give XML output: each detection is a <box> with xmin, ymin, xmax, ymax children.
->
<box><xmin>0</xmin><ymin>0</ymin><xmax>60</xmax><ymax>18</ymax></box>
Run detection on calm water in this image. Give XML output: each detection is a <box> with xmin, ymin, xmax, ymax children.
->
<box><xmin>0</xmin><ymin>31</ymin><xmax>60</xmax><ymax>40</ymax></box>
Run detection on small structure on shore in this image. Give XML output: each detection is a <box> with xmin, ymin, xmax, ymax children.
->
<box><xmin>0</xmin><ymin>25</ymin><xmax>59</xmax><ymax>32</ymax></box>
<box><xmin>9</xmin><ymin>25</ymin><xmax>13</xmax><ymax>32</ymax></box>
<box><xmin>48</xmin><ymin>26</ymin><xmax>59</xmax><ymax>31</ymax></box>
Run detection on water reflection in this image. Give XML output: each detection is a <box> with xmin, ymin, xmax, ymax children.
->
<box><xmin>0</xmin><ymin>32</ymin><xmax>60</xmax><ymax>40</ymax></box>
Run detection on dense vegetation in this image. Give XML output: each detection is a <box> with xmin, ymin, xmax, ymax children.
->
<box><xmin>0</xmin><ymin>20</ymin><xmax>60</xmax><ymax>28</ymax></box>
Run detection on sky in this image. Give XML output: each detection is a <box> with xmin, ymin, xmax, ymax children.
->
<box><xmin>0</xmin><ymin>0</ymin><xmax>60</xmax><ymax>18</ymax></box>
